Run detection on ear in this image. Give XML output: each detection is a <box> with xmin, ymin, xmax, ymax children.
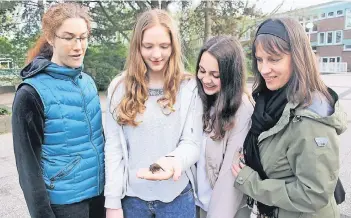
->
<box><xmin>45</xmin><ymin>35</ymin><xmax>54</xmax><ymax>47</ymax></box>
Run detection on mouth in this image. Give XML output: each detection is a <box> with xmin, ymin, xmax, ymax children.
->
<box><xmin>151</xmin><ymin>60</ymin><xmax>163</xmax><ymax>65</ymax></box>
<box><xmin>70</xmin><ymin>54</ymin><xmax>82</xmax><ymax>60</ymax></box>
<box><xmin>263</xmin><ymin>76</ymin><xmax>277</xmax><ymax>82</ymax></box>
<box><xmin>203</xmin><ymin>84</ymin><xmax>217</xmax><ymax>90</ymax></box>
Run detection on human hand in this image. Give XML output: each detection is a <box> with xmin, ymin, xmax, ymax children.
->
<box><xmin>136</xmin><ymin>156</ymin><xmax>182</xmax><ymax>181</ymax></box>
<box><xmin>231</xmin><ymin>155</ymin><xmax>246</xmax><ymax>177</ymax></box>
<box><xmin>106</xmin><ymin>208</ymin><xmax>123</xmax><ymax>218</ymax></box>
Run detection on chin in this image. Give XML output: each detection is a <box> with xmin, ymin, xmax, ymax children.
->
<box><xmin>150</xmin><ymin>66</ymin><xmax>165</xmax><ymax>73</ymax></box>
<box><xmin>204</xmin><ymin>90</ymin><xmax>217</xmax><ymax>96</ymax></box>
<box><xmin>67</xmin><ymin>62</ymin><xmax>83</xmax><ymax>69</ymax></box>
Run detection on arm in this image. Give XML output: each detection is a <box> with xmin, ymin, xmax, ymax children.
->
<box><xmin>104</xmin><ymin>79</ymin><xmax>125</xmax><ymax>210</ymax></box>
<box><xmin>207</xmin><ymin>104</ymin><xmax>252</xmax><ymax>218</ymax></box>
<box><xmin>234</xmin><ymin>120</ymin><xmax>339</xmax><ymax>213</ymax></box>
<box><xmin>166</xmin><ymin>91</ymin><xmax>203</xmax><ymax>172</ymax></box>
<box><xmin>12</xmin><ymin>85</ymin><xmax>56</xmax><ymax>218</ymax></box>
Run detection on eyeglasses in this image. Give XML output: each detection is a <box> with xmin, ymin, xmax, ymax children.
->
<box><xmin>54</xmin><ymin>34</ymin><xmax>88</xmax><ymax>46</ymax></box>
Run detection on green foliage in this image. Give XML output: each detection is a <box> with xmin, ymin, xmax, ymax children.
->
<box><xmin>84</xmin><ymin>42</ymin><xmax>127</xmax><ymax>91</ymax></box>
<box><xmin>0</xmin><ymin>107</ymin><xmax>10</xmax><ymax>116</ymax></box>
<box><xmin>0</xmin><ymin>0</ymin><xmax>269</xmax><ymax>90</ymax></box>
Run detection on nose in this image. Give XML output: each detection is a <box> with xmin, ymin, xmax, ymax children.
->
<box><xmin>72</xmin><ymin>39</ymin><xmax>83</xmax><ymax>51</ymax></box>
<box><xmin>259</xmin><ymin>61</ymin><xmax>271</xmax><ymax>75</ymax></box>
<box><xmin>151</xmin><ymin>48</ymin><xmax>162</xmax><ymax>60</ymax></box>
<box><xmin>201</xmin><ymin>73</ymin><xmax>212</xmax><ymax>84</ymax></box>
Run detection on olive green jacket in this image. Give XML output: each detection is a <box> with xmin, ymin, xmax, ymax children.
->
<box><xmin>234</xmin><ymin>93</ymin><xmax>347</xmax><ymax>218</ymax></box>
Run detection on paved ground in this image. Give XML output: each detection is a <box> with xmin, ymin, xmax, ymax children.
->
<box><xmin>0</xmin><ymin>74</ymin><xmax>350</xmax><ymax>217</ymax></box>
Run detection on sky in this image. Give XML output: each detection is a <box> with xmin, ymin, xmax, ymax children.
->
<box><xmin>253</xmin><ymin>0</ymin><xmax>344</xmax><ymax>13</ymax></box>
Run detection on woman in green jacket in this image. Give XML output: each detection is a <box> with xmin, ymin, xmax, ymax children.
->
<box><xmin>232</xmin><ymin>17</ymin><xmax>347</xmax><ymax>218</ymax></box>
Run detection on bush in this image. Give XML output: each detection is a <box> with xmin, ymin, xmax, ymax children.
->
<box><xmin>0</xmin><ymin>107</ymin><xmax>10</xmax><ymax>116</ymax></box>
<box><xmin>84</xmin><ymin>42</ymin><xmax>127</xmax><ymax>91</ymax></box>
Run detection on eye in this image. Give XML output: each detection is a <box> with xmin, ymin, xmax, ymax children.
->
<box><xmin>213</xmin><ymin>74</ymin><xmax>220</xmax><ymax>79</ymax></box>
<box><xmin>160</xmin><ymin>45</ymin><xmax>170</xmax><ymax>49</ymax></box>
<box><xmin>256</xmin><ymin>57</ymin><xmax>263</xmax><ymax>63</ymax></box>
<box><xmin>270</xmin><ymin>58</ymin><xmax>281</xmax><ymax>62</ymax></box>
<box><xmin>143</xmin><ymin>45</ymin><xmax>152</xmax><ymax>49</ymax></box>
<box><xmin>198</xmin><ymin>67</ymin><xmax>206</xmax><ymax>74</ymax></box>
<box><xmin>63</xmin><ymin>37</ymin><xmax>74</xmax><ymax>41</ymax></box>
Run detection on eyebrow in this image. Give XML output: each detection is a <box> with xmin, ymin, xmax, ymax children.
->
<box><xmin>142</xmin><ymin>41</ymin><xmax>171</xmax><ymax>45</ymax></box>
<box><xmin>199</xmin><ymin>65</ymin><xmax>219</xmax><ymax>73</ymax></box>
<box><xmin>61</xmin><ymin>31</ymin><xmax>88</xmax><ymax>36</ymax></box>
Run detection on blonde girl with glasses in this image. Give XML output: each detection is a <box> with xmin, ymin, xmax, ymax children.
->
<box><xmin>104</xmin><ymin>9</ymin><xmax>203</xmax><ymax>218</ymax></box>
<box><xmin>12</xmin><ymin>3</ymin><xmax>105</xmax><ymax>218</ymax></box>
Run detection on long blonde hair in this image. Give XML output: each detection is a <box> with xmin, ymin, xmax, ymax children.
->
<box><xmin>112</xmin><ymin>9</ymin><xmax>186</xmax><ymax>126</ymax></box>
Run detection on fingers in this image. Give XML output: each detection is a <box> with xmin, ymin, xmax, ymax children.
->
<box><xmin>136</xmin><ymin>168</ymin><xmax>172</xmax><ymax>181</ymax></box>
<box><xmin>172</xmin><ymin>164</ymin><xmax>181</xmax><ymax>181</ymax></box>
<box><xmin>231</xmin><ymin>164</ymin><xmax>241</xmax><ymax>177</ymax></box>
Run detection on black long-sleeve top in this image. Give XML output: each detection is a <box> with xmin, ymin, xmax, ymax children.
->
<box><xmin>12</xmin><ymin>84</ymin><xmax>56</xmax><ymax>218</ymax></box>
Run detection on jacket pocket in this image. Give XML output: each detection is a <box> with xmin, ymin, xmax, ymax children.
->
<box><xmin>47</xmin><ymin>156</ymin><xmax>81</xmax><ymax>190</ymax></box>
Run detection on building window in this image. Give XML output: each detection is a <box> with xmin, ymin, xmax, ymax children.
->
<box><xmin>320</xmin><ymin>13</ymin><xmax>326</xmax><ymax>19</ymax></box>
<box><xmin>320</xmin><ymin>57</ymin><xmax>342</xmax><ymax>62</ymax></box>
<box><xmin>311</xmin><ymin>46</ymin><xmax>317</xmax><ymax>52</ymax></box>
<box><xmin>326</xmin><ymin>31</ymin><xmax>333</xmax><ymax>44</ymax></box>
<box><xmin>328</xmin><ymin>11</ymin><xmax>335</xmax><ymax>17</ymax></box>
<box><xmin>312</xmin><ymin>23</ymin><xmax>317</xmax><ymax>32</ymax></box>
<box><xmin>346</xmin><ymin>9</ymin><xmax>351</xmax><ymax>29</ymax></box>
<box><xmin>318</xmin><ymin>32</ymin><xmax>325</xmax><ymax>44</ymax></box>
<box><xmin>313</xmin><ymin>15</ymin><xmax>319</xmax><ymax>20</ymax></box>
<box><xmin>298</xmin><ymin>17</ymin><xmax>303</xmax><ymax>22</ymax></box>
<box><xmin>335</xmin><ymin>30</ymin><xmax>342</xmax><ymax>44</ymax></box>
<box><xmin>344</xmin><ymin>45</ymin><xmax>351</xmax><ymax>51</ymax></box>
<box><xmin>337</xmin><ymin>10</ymin><xmax>344</xmax><ymax>16</ymax></box>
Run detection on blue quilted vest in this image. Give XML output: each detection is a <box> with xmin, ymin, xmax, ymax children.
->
<box><xmin>22</xmin><ymin>63</ymin><xmax>104</xmax><ymax>204</ymax></box>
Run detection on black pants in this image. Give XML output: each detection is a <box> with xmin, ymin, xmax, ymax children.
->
<box><xmin>51</xmin><ymin>194</ymin><xmax>105</xmax><ymax>218</ymax></box>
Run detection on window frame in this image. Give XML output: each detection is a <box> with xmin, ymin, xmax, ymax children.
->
<box><xmin>335</xmin><ymin>30</ymin><xmax>343</xmax><ymax>44</ymax></box>
<box><xmin>318</xmin><ymin>32</ymin><xmax>326</xmax><ymax>45</ymax></box>
<box><xmin>326</xmin><ymin>31</ymin><xmax>334</xmax><ymax>45</ymax></box>
<box><xmin>327</xmin><ymin>11</ymin><xmax>335</xmax><ymax>18</ymax></box>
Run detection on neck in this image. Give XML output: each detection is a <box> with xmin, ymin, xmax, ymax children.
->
<box><xmin>148</xmin><ymin>70</ymin><xmax>164</xmax><ymax>89</ymax></box>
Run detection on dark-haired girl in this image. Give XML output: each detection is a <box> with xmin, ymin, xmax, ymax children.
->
<box><xmin>195</xmin><ymin>36</ymin><xmax>253</xmax><ymax>218</ymax></box>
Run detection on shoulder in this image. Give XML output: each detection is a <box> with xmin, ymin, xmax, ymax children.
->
<box><xmin>236</xmin><ymin>94</ymin><xmax>254</xmax><ymax>120</ymax></box>
<box><xmin>107</xmin><ymin>74</ymin><xmax>126</xmax><ymax>106</ymax></box>
<box><xmin>13</xmin><ymin>84</ymin><xmax>43</xmax><ymax>115</ymax></box>
<box><xmin>180</xmin><ymin>76</ymin><xmax>197</xmax><ymax>93</ymax></box>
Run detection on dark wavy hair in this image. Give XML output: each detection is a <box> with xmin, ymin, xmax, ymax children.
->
<box><xmin>196</xmin><ymin>36</ymin><xmax>248</xmax><ymax>140</ymax></box>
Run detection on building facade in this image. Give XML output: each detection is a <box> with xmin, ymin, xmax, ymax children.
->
<box><xmin>283</xmin><ymin>1</ymin><xmax>351</xmax><ymax>72</ymax></box>
<box><xmin>239</xmin><ymin>1</ymin><xmax>351</xmax><ymax>73</ymax></box>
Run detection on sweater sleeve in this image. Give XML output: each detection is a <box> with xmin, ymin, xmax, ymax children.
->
<box><xmin>207</xmin><ymin>96</ymin><xmax>253</xmax><ymax>218</ymax></box>
<box><xmin>166</xmin><ymin>90</ymin><xmax>203</xmax><ymax>172</ymax></box>
<box><xmin>12</xmin><ymin>84</ymin><xmax>56</xmax><ymax>218</ymax></box>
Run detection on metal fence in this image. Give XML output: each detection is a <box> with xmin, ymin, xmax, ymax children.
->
<box><xmin>0</xmin><ymin>69</ymin><xmax>21</xmax><ymax>86</ymax></box>
<box><xmin>319</xmin><ymin>62</ymin><xmax>348</xmax><ymax>73</ymax></box>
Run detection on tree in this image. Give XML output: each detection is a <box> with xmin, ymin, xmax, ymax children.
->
<box><xmin>0</xmin><ymin>0</ymin><xmax>283</xmax><ymax>89</ymax></box>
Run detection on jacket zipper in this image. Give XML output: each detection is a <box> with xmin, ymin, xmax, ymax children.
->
<box><xmin>70</xmin><ymin>77</ymin><xmax>100</xmax><ymax>193</ymax></box>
